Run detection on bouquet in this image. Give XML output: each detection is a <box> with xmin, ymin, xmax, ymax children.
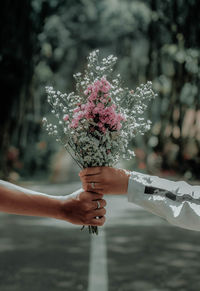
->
<box><xmin>43</xmin><ymin>50</ymin><xmax>157</xmax><ymax>234</ymax></box>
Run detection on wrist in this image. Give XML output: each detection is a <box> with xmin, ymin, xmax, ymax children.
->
<box><xmin>121</xmin><ymin>169</ymin><xmax>130</xmax><ymax>194</ymax></box>
<box><xmin>45</xmin><ymin>196</ymin><xmax>65</xmax><ymax>221</ymax></box>
<box><xmin>55</xmin><ymin>196</ymin><xmax>73</xmax><ymax>222</ymax></box>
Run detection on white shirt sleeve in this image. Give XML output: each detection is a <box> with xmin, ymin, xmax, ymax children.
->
<box><xmin>127</xmin><ymin>171</ymin><xmax>200</xmax><ymax>231</ymax></box>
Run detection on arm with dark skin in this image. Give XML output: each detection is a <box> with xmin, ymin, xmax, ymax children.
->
<box><xmin>0</xmin><ymin>184</ymin><xmax>106</xmax><ymax>226</ymax></box>
<box><xmin>79</xmin><ymin>166</ymin><xmax>130</xmax><ymax>195</ymax></box>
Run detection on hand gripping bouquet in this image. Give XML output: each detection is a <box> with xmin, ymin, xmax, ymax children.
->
<box><xmin>43</xmin><ymin>50</ymin><xmax>157</xmax><ymax>234</ymax></box>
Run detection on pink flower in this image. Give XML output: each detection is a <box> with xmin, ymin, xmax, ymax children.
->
<box><xmin>84</xmin><ymin>85</ymin><xmax>93</xmax><ymax>95</ymax></box>
<box><xmin>88</xmin><ymin>92</ymin><xmax>97</xmax><ymax>102</ymax></box>
<box><xmin>70</xmin><ymin>120</ymin><xmax>79</xmax><ymax>128</ymax></box>
<box><xmin>74</xmin><ymin>107</ymin><xmax>80</xmax><ymax>113</ymax></box>
<box><xmin>63</xmin><ymin>114</ymin><xmax>69</xmax><ymax>121</ymax></box>
<box><xmin>83</xmin><ymin>102</ymin><xmax>95</xmax><ymax>119</ymax></box>
<box><xmin>93</xmin><ymin>107</ymin><xmax>99</xmax><ymax>114</ymax></box>
<box><xmin>97</xmin><ymin>103</ymin><xmax>105</xmax><ymax>110</ymax></box>
<box><xmin>101</xmin><ymin>127</ymin><xmax>106</xmax><ymax>133</ymax></box>
<box><xmin>84</xmin><ymin>77</ymin><xmax>111</xmax><ymax>103</ymax></box>
<box><xmin>68</xmin><ymin>76</ymin><xmax>126</xmax><ymax>133</ymax></box>
<box><xmin>99</xmin><ymin>116</ymin><xmax>107</xmax><ymax>124</ymax></box>
<box><xmin>98</xmin><ymin>122</ymin><xmax>104</xmax><ymax>128</ymax></box>
<box><xmin>101</xmin><ymin>86</ymin><xmax>109</xmax><ymax>93</ymax></box>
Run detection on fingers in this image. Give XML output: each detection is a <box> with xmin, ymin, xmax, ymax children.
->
<box><xmin>82</xmin><ymin>182</ymin><xmax>103</xmax><ymax>192</ymax></box>
<box><xmin>79</xmin><ymin>191</ymin><xmax>106</xmax><ymax>209</ymax></box>
<box><xmin>85</xmin><ymin>198</ymin><xmax>107</xmax><ymax>211</ymax></box>
<box><xmin>80</xmin><ymin>191</ymin><xmax>103</xmax><ymax>201</ymax></box>
<box><xmin>81</xmin><ymin>175</ymin><xmax>101</xmax><ymax>183</ymax></box>
<box><xmin>86</xmin><ymin>207</ymin><xmax>106</xmax><ymax>219</ymax></box>
<box><xmin>93</xmin><ymin>198</ymin><xmax>107</xmax><ymax>209</ymax></box>
<box><xmin>94</xmin><ymin>207</ymin><xmax>106</xmax><ymax>217</ymax></box>
<box><xmin>92</xmin><ymin>199</ymin><xmax>107</xmax><ymax>210</ymax></box>
<box><xmin>91</xmin><ymin>216</ymin><xmax>106</xmax><ymax>226</ymax></box>
<box><xmin>79</xmin><ymin>167</ymin><xmax>102</xmax><ymax>177</ymax></box>
<box><xmin>82</xmin><ymin>206</ymin><xmax>106</xmax><ymax>226</ymax></box>
<box><xmin>91</xmin><ymin>193</ymin><xmax>104</xmax><ymax>200</ymax></box>
<box><xmin>78</xmin><ymin>190</ymin><xmax>107</xmax><ymax>227</ymax></box>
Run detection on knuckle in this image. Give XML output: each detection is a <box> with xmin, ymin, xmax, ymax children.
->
<box><xmin>102</xmin><ymin>218</ymin><xmax>106</xmax><ymax>225</ymax></box>
<box><xmin>80</xmin><ymin>169</ymin><xmax>87</xmax><ymax>177</ymax></box>
<box><xmin>97</xmin><ymin>193</ymin><xmax>103</xmax><ymax>199</ymax></box>
<box><xmin>84</xmin><ymin>168</ymin><xmax>89</xmax><ymax>175</ymax></box>
<box><xmin>102</xmin><ymin>199</ymin><xmax>107</xmax><ymax>206</ymax></box>
<box><xmin>84</xmin><ymin>184</ymin><xmax>90</xmax><ymax>191</ymax></box>
<box><xmin>99</xmin><ymin>217</ymin><xmax>105</xmax><ymax>226</ymax></box>
<box><xmin>84</xmin><ymin>177</ymin><xmax>89</xmax><ymax>182</ymax></box>
<box><xmin>93</xmin><ymin>219</ymin><xmax>99</xmax><ymax>226</ymax></box>
<box><xmin>102</xmin><ymin>208</ymin><xmax>106</xmax><ymax>215</ymax></box>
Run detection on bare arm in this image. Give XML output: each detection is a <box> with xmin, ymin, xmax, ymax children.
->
<box><xmin>0</xmin><ymin>180</ymin><xmax>106</xmax><ymax>226</ymax></box>
<box><xmin>0</xmin><ymin>183</ymin><xmax>62</xmax><ymax>219</ymax></box>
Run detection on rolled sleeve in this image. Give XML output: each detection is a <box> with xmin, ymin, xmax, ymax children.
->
<box><xmin>127</xmin><ymin>171</ymin><xmax>200</xmax><ymax>231</ymax></box>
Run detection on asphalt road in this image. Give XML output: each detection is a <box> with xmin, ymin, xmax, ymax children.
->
<box><xmin>1</xmin><ymin>182</ymin><xmax>200</xmax><ymax>291</ymax></box>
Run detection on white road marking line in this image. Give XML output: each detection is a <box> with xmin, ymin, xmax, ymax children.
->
<box><xmin>88</xmin><ymin>229</ymin><xmax>108</xmax><ymax>291</ymax></box>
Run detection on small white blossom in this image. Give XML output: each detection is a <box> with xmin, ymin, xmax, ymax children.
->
<box><xmin>44</xmin><ymin>50</ymin><xmax>156</xmax><ymax>177</ymax></box>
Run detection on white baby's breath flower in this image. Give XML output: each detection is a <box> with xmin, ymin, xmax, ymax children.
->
<box><xmin>43</xmin><ymin>50</ymin><xmax>157</xmax><ymax>235</ymax></box>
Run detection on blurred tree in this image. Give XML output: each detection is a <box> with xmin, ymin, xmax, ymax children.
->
<box><xmin>0</xmin><ymin>0</ymin><xmax>36</xmax><ymax>179</ymax></box>
<box><xmin>0</xmin><ymin>0</ymin><xmax>64</xmax><ymax>180</ymax></box>
<box><xmin>145</xmin><ymin>0</ymin><xmax>200</xmax><ymax>178</ymax></box>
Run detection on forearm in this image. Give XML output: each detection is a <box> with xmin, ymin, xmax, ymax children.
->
<box><xmin>0</xmin><ymin>180</ymin><xmax>61</xmax><ymax>219</ymax></box>
<box><xmin>128</xmin><ymin>171</ymin><xmax>200</xmax><ymax>231</ymax></box>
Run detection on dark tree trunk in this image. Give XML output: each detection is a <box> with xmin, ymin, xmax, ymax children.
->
<box><xmin>0</xmin><ymin>0</ymin><xmax>36</xmax><ymax>179</ymax></box>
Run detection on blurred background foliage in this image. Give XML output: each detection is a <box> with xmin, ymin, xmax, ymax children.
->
<box><xmin>0</xmin><ymin>0</ymin><xmax>199</xmax><ymax>182</ymax></box>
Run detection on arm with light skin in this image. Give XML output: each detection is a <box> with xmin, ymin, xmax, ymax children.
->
<box><xmin>0</xmin><ymin>180</ymin><xmax>106</xmax><ymax>226</ymax></box>
<box><xmin>79</xmin><ymin>167</ymin><xmax>200</xmax><ymax>231</ymax></box>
